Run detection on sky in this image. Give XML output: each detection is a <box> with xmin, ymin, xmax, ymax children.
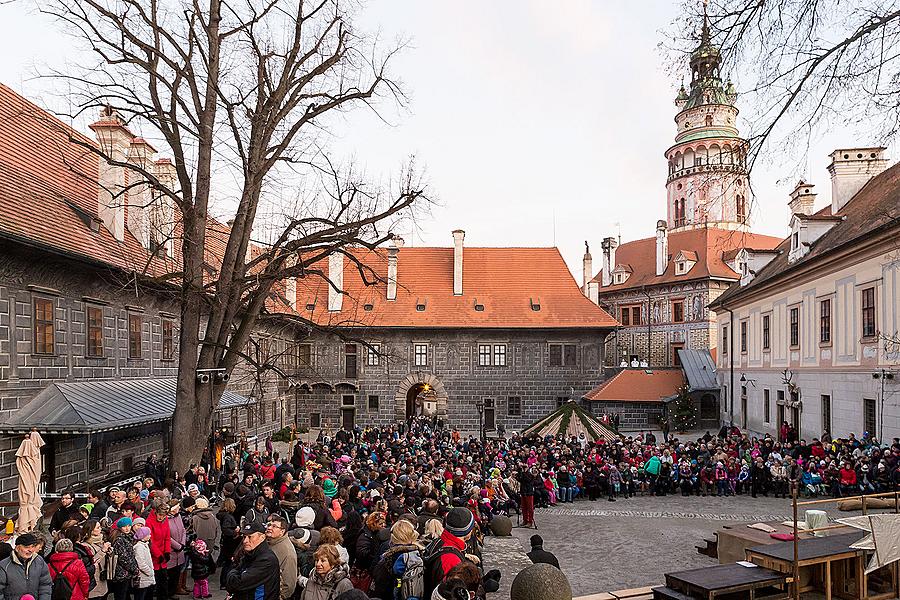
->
<box><xmin>0</xmin><ymin>0</ymin><xmax>890</xmax><ymax>280</ymax></box>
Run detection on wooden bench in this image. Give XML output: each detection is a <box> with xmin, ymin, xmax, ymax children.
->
<box><xmin>651</xmin><ymin>586</ymin><xmax>694</xmax><ymax>600</ymax></box>
<box><xmin>610</xmin><ymin>586</ymin><xmax>655</xmax><ymax>600</ymax></box>
<box><xmin>574</xmin><ymin>594</ymin><xmax>616</xmax><ymax>600</ymax></box>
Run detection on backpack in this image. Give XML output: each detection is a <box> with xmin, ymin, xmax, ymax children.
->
<box><xmin>422</xmin><ymin>540</ymin><xmax>464</xmax><ymax>600</ymax></box>
<box><xmin>51</xmin><ymin>559</ymin><xmax>77</xmax><ymax>600</ymax></box>
<box><xmin>393</xmin><ymin>551</ymin><xmax>424</xmax><ymax>600</ymax></box>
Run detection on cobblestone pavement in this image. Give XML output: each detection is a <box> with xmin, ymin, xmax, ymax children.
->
<box><xmin>509</xmin><ymin>493</ymin><xmax>799</xmax><ymax>597</ymax></box>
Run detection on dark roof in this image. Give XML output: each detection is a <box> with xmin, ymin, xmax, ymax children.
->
<box><xmin>0</xmin><ymin>378</ymin><xmax>252</xmax><ymax>434</ymax></box>
<box><xmin>678</xmin><ymin>349</ymin><xmax>718</xmax><ymax>391</ymax></box>
<box><xmin>713</xmin><ymin>161</ymin><xmax>900</xmax><ymax>308</ymax></box>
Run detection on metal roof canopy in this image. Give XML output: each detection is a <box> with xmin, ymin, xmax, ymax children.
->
<box><xmin>677</xmin><ymin>349</ymin><xmax>719</xmax><ymax>391</ymax></box>
<box><xmin>0</xmin><ymin>377</ymin><xmax>253</xmax><ymax>434</ymax></box>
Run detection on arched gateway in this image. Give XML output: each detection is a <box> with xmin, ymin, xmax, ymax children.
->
<box><xmin>395</xmin><ymin>372</ymin><xmax>448</xmax><ymax>421</ymax></box>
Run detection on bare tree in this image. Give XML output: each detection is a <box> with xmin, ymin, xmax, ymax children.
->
<box><xmin>673</xmin><ymin>0</ymin><xmax>900</xmax><ymax>167</ymax></box>
<box><xmin>37</xmin><ymin>0</ymin><xmax>429</xmax><ymax>472</ymax></box>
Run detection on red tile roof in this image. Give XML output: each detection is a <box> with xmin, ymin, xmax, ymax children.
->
<box><xmin>593</xmin><ymin>227</ymin><xmax>782</xmax><ymax>292</ymax></box>
<box><xmin>0</xmin><ymin>83</ymin><xmax>617</xmax><ymax>331</ymax></box>
<box><xmin>583</xmin><ymin>368</ymin><xmax>685</xmax><ymax>403</ymax></box>
<box><xmin>280</xmin><ymin>246</ymin><xmax>619</xmax><ymax>329</ymax></box>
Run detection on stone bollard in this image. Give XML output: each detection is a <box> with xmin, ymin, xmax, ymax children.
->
<box><xmin>490</xmin><ymin>515</ymin><xmax>513</xmax><ymax>536</ymax></box>
<box><xmin>510</xmin><ymin>563</ymin><xmax>572</xmax><ymax>600</ymax></box>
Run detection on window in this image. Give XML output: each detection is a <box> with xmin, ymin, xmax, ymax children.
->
<box><xmin>631</xmin><ymin>306</ymin><xmax>642</xmax><ymax>326</ymax></box>
<box><xmin>549</xmin><ymin>344</ymin><xmax>577</xmax><ymax>367</ymax></box>
<box><xmin>672</xmin><ymin>300</ymin><xmax>684</xmax><ymax>323</ymax></box>
<box><xmin>674</xmin><ymin>198</ymin><xmax>686</xmax><ymax>227</ymax></box>
<box><xmin>791</xmin><ymin>231</ymin><xmax>799</xmax><ymax>250</ymax></box>
<box><xmin>762</xmin><ymin>315</ymin><xmax>770</xmax><ymax>351</ymax></box>
<box><xmin>736</xmin><ymin>195</ymin><xmax>746</xmax><ymax>222</ymax></box>
<box><xmin>556</xmin><ymin>397</ymin><xmax>567</xmax><ymax>408</ymax></box>
<box><xmin>740</xmin><ymin>386</ymin><xmax>748</xmax><ymax>429</ymax></box>
<box><xmin>366</xmin><ymin>343</ymin><xmax>380</xmax><ymax>366</ymax></box>
<box><xmin>820</xmin><ymin>299</ymin><xmax>831</xmax><ymax>344</ymax></box>
<box><xmin>344</xmin><ymin>344</ymin><xmax>358</xmax><ymax>378</ymax></box>
<box><xmin>821</xmin><ymin>395</ymin><xmax>831</xmax><ymax>435</ymax></box>
<box><xmin>88</xmin><ymin>444</ymin><xmax>105</xmax><ymax>473</ymax></box>
<box><xmin>342</xmin><ymin>395</ymin><xmax>355</xmax><ymax>407</ymax></box>
<box><xmin>722</xmin><ymin>325</ymin><xmax>728</xmax><ymax>355</ymax></box>
<box><xmin>259</xmin><ymin>401</ymin><xmax>266</xmax><ymax>425</ymax></box>
<box><xmin>414</xmin><ymin>344</ymin><xmax>428</xmax><ymax>367</ymax></box>
<box><xmin>162</xmin><ymin>319</ymin><xmax>174</xmax><ymax>360</ymax></box>
<box><xmin>507</xmin><ymin>396</ymin><xmax>522</xmax><ymax>417</ymax></box>
<box><xmin>298</xmin><ymin>344</ymin><xmax>312</xmax><ymax>367</ymax></box>
<box><xmin>789</xmin><ymin>307</ymin><xmax>800</xmax><ymax>348</ymax></box>
<box><xmin>861</xmin><ymin>287</ymin><xmax>876</xmax><ymax>338</ymax></box>
<box><xmin>128</xmin><ymin>314</ymin><xmax>143</xmax><ymax>358</ymax></box>
<box><xmin>310</xmin><ymin>412</ymin><xmax>321</xmax><ymax>428</ymax></box>
<box><xmin>763</xmin><ymin>389</ymin><xmax>771</xmax><ymax>424</ymax></box>
<box><xmin>740</xmin><ymin>320</ymin><xmax>747</xmax><ymax>353</ymax></box>
<box><xmin>247</xmin><ymin>406</ymin><xmax>255</xmax><ymax>429</ymax></box>
<box><xmin>86</xmin><ymin>306</ymin><xmax>104</xmax><ymax>358</ymax></box>
<box><xmin>272</xmin><ymin>400</ymin><xmax>278</xmax><ymax>421</ymax></box>
<box><xmin>478</xmin><ymin>344</ymin><xmax>492</xmax><ymax>366</ymax></box>
<box><xmin>33</xmin><ymin>297</ymin><xmax>55</xmax><ymax>355</ymax></box>
<box><xmin>493</xmin><ymin>344</ymin><xmax>507</xmax><ymax>366</ymax></box>
<box><xmin>671</xmin><ymin>343</ymin><xmax>684</xmax><ymax>366</ymax></box>
<box><xmin>620</xmin><ymin>307</ymin><xmax>630</xmax><ymax>326</ymax></box>
<box><xmin>230</xmin><ymin>409</ymin><xmax>238</xmax><ymax>432</ymax></box>
<box><xmin>864</xmin><ymin>398</ymin><xmax>876</xmax><ymax>435</ymax></box>
<box><xmin>368</xmin><ymin>395</ymin><xmax>379</xmax><ymax>411</ymax></box>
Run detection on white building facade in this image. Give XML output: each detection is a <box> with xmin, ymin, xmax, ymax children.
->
<box><xmin>710</xmin><ymin>148</ymin><xmax>900</xmax><ymax>442</ymax></box>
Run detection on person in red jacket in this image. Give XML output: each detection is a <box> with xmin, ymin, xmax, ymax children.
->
<box><xmin>146</xmin><ymin>503</ymin><xmax>172</xmax><ymax>600</ymax></box>
<box><xmin>48</xmin><ymin>538</ymin><xmax>90</xmax><ymax>600</ymax></box>
<box><xmin>839</xmin><ymin>461</ymin><xmax>859</xmax><ymax>496</ymax></box>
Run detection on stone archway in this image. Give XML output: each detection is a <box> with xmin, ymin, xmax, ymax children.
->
<box><xmin>395</xmin><ymin>372</ymin><xmax>448</xmax><ymax>421</ymax></box>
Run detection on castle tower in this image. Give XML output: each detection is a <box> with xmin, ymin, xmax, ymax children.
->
<box><xmin>665</xmin><ymin>8</ymin><xmax>749</xmax><ymax>231</ymax></box>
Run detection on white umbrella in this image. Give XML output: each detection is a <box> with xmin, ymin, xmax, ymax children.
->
<box><xmin>15</xmin><ymin>431</ymin><xmax>45</xmax><ymax>533</ymax></box>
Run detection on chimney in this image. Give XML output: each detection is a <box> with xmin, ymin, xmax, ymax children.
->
<box><xmin>655</xmin><ymin>220</ymin><xmax>668</xmax><ymax>276</ymax></box>
<box><xmin>600</xmin><ymin>236</ymin><xmax>618</xmax><ymax>287</ymax></box>
<box><xmin>89</xmin><ymin>106</ymin><xmax>133</xmax><ymax>241</ymax></box>
<box><xmin>586</xmin><ymin>281</ymin><xmax>599</xmax><ymax>304</ymax></box>
<box><xmin>328</xmin><ymin>252</ymin><xmax>343</xmax><ymax>311</ymax></box>
<box><xmin>788</xmin><ymin>180</ymin><xmax>816</xmax><ymax>217</ymax></box>
<box><xmin>452</xmin><ymin>229</ymin><xmax>465</xmax><ymax>296</ymax></box>
<box><xmin>828</xmin><ymin>147</ymin><xmax>889</xmax><ymax>213</ymax></box>
<box><xmin>387</xmin><ymin>237</ymin><xmax>402</xmax><ymax>301</ymax></box>
<box><xmin>151</xmin><ymin>159</ymin><xmax>177</xmax><ymax>257</ymax></box>
<box><xmin>126</xmin><ymin>137</ymin><xmax>156</xmax><ymax>248</ymax></box>
<box><xmin>285</xmin><ymin>277</ymin><xmax>297</xmax><ymax>311</ymax></box>
<box><xmin>582</xmin><ymin>241</ymin><xmax>593</xmax><ymax>294</ymax></box>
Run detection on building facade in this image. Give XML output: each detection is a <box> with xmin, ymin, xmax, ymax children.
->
<box><xmin>582</xmin><ymin>16</ymin><xmax>781</xmax><ymax>385</ymax></box>
<box><xmin>711</xmin><ymin>150</ymin><xmax>900</xmax><ymax>441</ymax></box>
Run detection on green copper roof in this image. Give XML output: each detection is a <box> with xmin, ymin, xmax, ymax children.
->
<box><xmin>676</xmin><ymin>128</ymin><xmax>741</xmax><ymax>143</ymax></box>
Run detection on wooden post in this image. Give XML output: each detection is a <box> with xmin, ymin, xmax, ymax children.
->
<box><xmin>792</xmin><ymin>480</ymin><xmax>800</xmax><ymax>600</ymax></box>
<box><xmin>825</xmin><ymin>560</ymin><xmax>832</xmax><ymax>600</ymax></box>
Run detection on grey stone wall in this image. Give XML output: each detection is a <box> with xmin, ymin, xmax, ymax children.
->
<box><xmin>587</xmin><ymin>400</ymin><xmax>665</xmax><ymax>431</ymax></box>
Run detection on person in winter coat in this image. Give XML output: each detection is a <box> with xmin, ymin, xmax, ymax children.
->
<box><xmin>225</xmin><ymin>523</ymin><xmax>281</xmax><ymax>600</ymax></box>
<box><xmin>300</xmin><ymin>545</ymin><xmax>353</xmax><ymax>600</ymax></box>
<box><xmin>264</xmin><ymin>516</ymin><xmax>297</xmax><ymax>600</ymax></box>
<box><xmin>132</xmin><ymin>527</ymin><xmax>156</xmax><ymax>600</ymax></box>
<box><xmin>299</xmin><ymin>487</ymin><xmax>338</xmax><ymax>532</ymax></box>
<box><xmin>217</xmin><ymin>499</ymin><xmax>241</xmax><ymax>589</ymax></box>
<box><xmin>48</xmin><ymin>538</ymin><xmax>90</xmax><ymax>600</ymax></box>
<box><xmin>190</xmin><ymin>498</ymin><xmax>221</xmax><ymax>562</ymax></box>
<box><xmin>370</xmin><ymin>520</ymin><xmax>423</xmax><ymax>600</ymax></box>
<box><xmin>0</xmin><ymin>533</ymin><xmax>52</xmax><ymax>600</ymax></box>
<box><xmin>166</xmin><ymin>502</ymin><xmax>189</xmax><ymax>598</ymax></box>
<box><xmin>49</xmin><ymin>493</ymin><xmax>82</xmax><ymax>534</ymax></box>
<box><xmin>243</xmin><ymin>496</ymin><xmax>270</xmax><ymax>530</ymax></box>
<box><xmin>526</xmin><ymin>534</ymin><xmax>559</xmax><ymax>569</ymax></box>
<box><xmin>81</xmin><ymin>520</ymin><xmax>110</xmax><ymax>600</ymax></box>
<box><xmin>107</xmin><ymin>519</ymin><xmax>139</xmax><ymax>600</ymax></box>
<box><xmin>146</xmin><ymin>505</ymin><xmax>172</xmax><ymax>600</ymax></box>
<box><xmin>353</xmin><ymin>511</ymin><xmax>385</xmax><ymax>573</ymax></box>
<box><xmin>188</xmin><ymin>540</ymin><xmax>216</xmax><ymax>599</ymax></box>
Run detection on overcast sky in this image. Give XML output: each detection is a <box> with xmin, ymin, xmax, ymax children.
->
<box><xmin>0</xmin><ymin>0</ymin><xmax>890</xmax><ymax>280</ymax></box>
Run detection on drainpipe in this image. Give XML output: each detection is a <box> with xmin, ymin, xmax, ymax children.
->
<box><xmin>642</xmin><ymin>286</ymin><xmax>652</xmax><ymax>368</ymax></box>
<box><xmin>724</xmin><ymin>305</ymin><xmax>735</xmax><ymax>427</ymax></box>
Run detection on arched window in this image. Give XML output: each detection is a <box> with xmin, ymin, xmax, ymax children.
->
<box><xmin>675</xmin><ymin>198</ymin><xmax>687</xmax><ymax>227</ymax></box>
<box><xmin>705</xmin><ymin>115</ymin><xmax>713</xmax><ymax>127</ymax></box>
<box><xmin>736</xmin><ymin>195</ymin><xmax>746</xmax><ymax>223</ymax></box>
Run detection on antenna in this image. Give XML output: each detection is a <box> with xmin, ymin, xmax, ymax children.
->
<box><xmin>552</xmin><ymin>208</ymin><xmax>557</xmax><ymax>246</ymax></box>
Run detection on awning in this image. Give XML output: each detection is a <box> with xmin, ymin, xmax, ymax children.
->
<box><xmin>677</xmin><ymin>349</ymin><xmax>719</xmax><ymax>391</ymax></box>
<box><xmin>0</xmin><ymin>378</ymin><xmax>253</xmax><ymax>434</ymax></box>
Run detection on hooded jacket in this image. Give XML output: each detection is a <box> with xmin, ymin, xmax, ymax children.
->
<box><xmin>0</xmin><ymin>551</ymin><xmax>53</xmax><ymax>600</ymax></box>
<box><xmin>299</xmin><ymin>563</ymin><xmax>353</xmax><ymax>600</ymax></box>
<box><xmin>225</xmin><ymin>541</ymin><xmax>281</xmax><ymax>600</ymax></box>
<box><xmin>48</xmin><ymin>550</ymin><xmax>90</xmax><ymax>600</ymax></box>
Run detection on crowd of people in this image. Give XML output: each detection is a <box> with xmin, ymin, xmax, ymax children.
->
<box><xmin>1</xmin><ymin>418</ymin><xmax>899</xmax><ymax>600</ymax></box>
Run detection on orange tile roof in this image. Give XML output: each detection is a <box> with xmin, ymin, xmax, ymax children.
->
<box><xmin>583</xmin><ymin>368</ymin><xmax>685</xmax><ymax>403</ymax></box>
<box><xmin>0</xmin><ymin>83</ymin><xmax>617</xmax><ymax>331</ymax></box>
<box><xmin>592</xmin><ymin>227</ymin><xmax>782</xmax><ymax>292</ymax></box>
<box><xmin>278</xmin><ymin>246</ymin><xmax>619</xmax><ymax>329</ymax></box>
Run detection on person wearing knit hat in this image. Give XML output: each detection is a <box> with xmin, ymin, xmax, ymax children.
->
<box><xmin>48</xmin><ymin>538</ymin><xmax>90</xmax><ymax>599</ymax></box>
<box><xmin>443</xmin><ymin>507</ymin><xmax>474</xmax><ymax>538</ymax></box>
<box><xmin>132</xmin><ymin>527</ymin><xmax>156</xmax><ymax>594</ymax></box>
<box><xmin>294</xmin><ymin>506</ymin><xmax>316</xmax><ymax>528</ymax></box>
<box><xmin>322</xmin><ymin>478</ymin><xmax>338</xmax><ymax>499</ymax></box>
<box><xmin>115</xmin><ymin>516</ymin><xmax>133</xmax><ymax>529</ymax></box>
<box><xmin>423</xmin><ymin>508</ymin><xmax>474</xmax><ymax>598</ymax></box>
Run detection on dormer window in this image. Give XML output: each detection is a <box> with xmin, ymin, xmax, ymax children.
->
<box><xmin>611</xmin><ymin>265</ymin><xmax>632</xmax><ymax>285</ymax></box>
<box><xmin>530</xmin><ymin>298</ymin><xmax>541</xmax><ymax>312</ymax></box>
<box><xmin>416</xmin><ymin>303</ymin><xmax>426</xmax><ymax>312</ymax></box>
<box><xmin>673</xmin><ymin>251</ymin><xmax>697</xmax><ymax>275</ymax></box>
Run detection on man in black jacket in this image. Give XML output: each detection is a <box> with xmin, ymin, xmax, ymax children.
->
<box><xmin>516</xmin><ymin>468</ymin><xmax>536</xmax><ymax>527</ymax></box>
<box><xmin>526</xmin><ymin>535</ymin><xmax>560</xmax><ymax>569</ymax></box>
<box><xmin>226</xmin><ymin>522</ymin><xmax>281</xmax><ymax>600</ymax></box>
<box><xmin>49</xmin><ymin>492</ymin><xmax>81</xmax><ymax>533</ymax></box>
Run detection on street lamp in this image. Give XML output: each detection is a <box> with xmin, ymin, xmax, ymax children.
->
<box><xmin>476</xmin><ymin>399</ymin><xmax>484</xmax><ymax>442</ymax></box>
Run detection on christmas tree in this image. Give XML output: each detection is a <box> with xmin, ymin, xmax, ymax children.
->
<box><xmin>671</xmin><ymin>384</ymin><xmax>696</xmax><ymax>432</ymax></box>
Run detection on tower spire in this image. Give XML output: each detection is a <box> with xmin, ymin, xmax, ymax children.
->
<box><xmin>700</xmin><ymin>0</ymin><xmax>711</xmax><ymax>45</ymax></box>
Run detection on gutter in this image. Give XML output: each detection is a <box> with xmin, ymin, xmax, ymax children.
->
<box><xmin>723</xmin><ymin>303</ymin><xmax>735</xmax><ymax>427</ymax></box>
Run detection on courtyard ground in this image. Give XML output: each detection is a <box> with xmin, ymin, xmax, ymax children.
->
<box><xmin>509</xmin><ymin>493</ymin><xmax>795</xmax><ymax>596</ymax></box>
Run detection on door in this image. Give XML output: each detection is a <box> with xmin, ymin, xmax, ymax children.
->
<box><xmin>699</xmin><ymin>394</ymin><xmax>718</xmax><ymax>428</ymax></box>
<box><xmin>484</xmin><ymin>399</ymin><xmax>496</xmax><ymax>431</ymax></box>
<box><xmin>341</xmin><ymin>408</ymin><xmax>354</xmax><ymax>431</ymax></box>
<box><xmin>741</xmin><ymin>395</ymin><xmax>748</xmax><ymax>429</ymax></box>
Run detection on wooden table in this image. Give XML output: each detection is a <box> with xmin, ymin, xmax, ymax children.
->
<box><xmin>746</xmin><ymin>532</ymin><xmax>898</xmax><ymax>600</ymax></box>
<box><xmin>662</xmin><ymin>563</ymin><xmax>788</xmax><ymax>600</ymax></box>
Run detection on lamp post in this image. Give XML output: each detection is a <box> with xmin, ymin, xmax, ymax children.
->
<box><xmin>476</xmin><ymin>399</ymin><xmax>484</xmax><ymax>442</ymax></box>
